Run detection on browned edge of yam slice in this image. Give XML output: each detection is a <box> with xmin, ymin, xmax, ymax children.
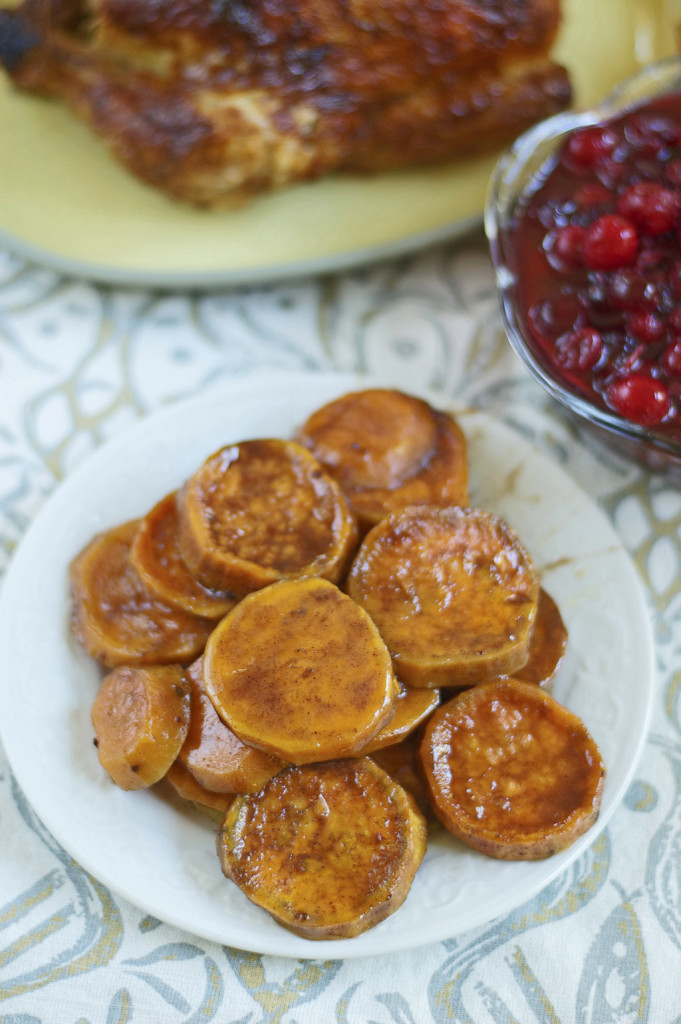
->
<box><xmin>513</xmin><ymin>587</ymin><xmax>568</xmax><ymax>688</ymax></box>
<box><xmin>358</xmin><ymin>680</ymin><xmax>440</xmax><ymax>753</ymax></box>
<box><xmin>91</xmin><ymin>663</ymin><xmax>190</xmax><ymax>791</ymax></box>
<box><xmin>175</xmin><ymin>438</ymin><xmax>359</xmax><ymax>596</ymax></box>
<box><xmin>419</xmin><ymin>678</ymin><xmax>606</xmax><ymax>860</ymax></box>
<box><xmin>346</xmin><ymin>505</ymin><xmax>540</xmax><ymax>687</ymax></box>
<box><xmin>295</xmin><ymin>388</ymin><xmax>468</xmax><ymax>531</ymax></box>
<box><xmin>164</xmin><ymin>759</ymin><xmax>235</xmax><ymax>820</ymax></box>
<box><xmin>70</xmin><ymin>520</ymin><xmax>213</xmax><ymax>668</ymax></box>
<box><xmin>216</xmin><ymin>757</ymin><xmax>427</xmax><ymax>939</ymax></box>
<box><xmin>370</xmin><ymin>730</ymin><xmax>434</xmax><ymax>819</ymax></box>
<box><xmin>131</xmin><ymin>491</ymin><xmax>238</xmax><ymax>619</ymax></box>
<box><xmin>178</xmin><ymin>657</ymin><xmax>285</xmax><ymax>793</ymax></box>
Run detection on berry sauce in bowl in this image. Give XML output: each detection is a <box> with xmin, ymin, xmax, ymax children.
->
<box><xmin>486</xmin><ymin>57</ymin><xmax>681</xmax><ymax>475</ymax></box>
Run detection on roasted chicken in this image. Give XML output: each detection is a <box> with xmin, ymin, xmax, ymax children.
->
<box><xmin>0</xmin><ymin>0</ymin><xmax>571</xmax><ymax>206</ymax></box>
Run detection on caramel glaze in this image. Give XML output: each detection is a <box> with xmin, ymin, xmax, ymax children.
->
<box><xmin>176</xmin><ymin>439</ymin><xmax>358</xmax><ymax>595</ymax></box>
<box><xmin>91</xmin><ymin>662</ymin><xmax>191</xmax><ymax>790</ymax></box>
<box><xmin>203</xmin><ymin>576</ymin><xmax>398</xmax><ymax>764</ymax></box>
<box><xmin>217</xmin><ymin>757</ymin><xmax>427</xmax><ymax>939</ymax></box>
<box><xmin>199</xmin><ymin>442</ymin><xmax>338</xmax><ymax>570</ymax></box>
<box><xmin>420</xmin><ymin>679</ymin><xmax>605</xmax><ymax>859</ymax></box>
<box><xmin>69</xmin><ymin>520</ymin><xmax>213</xmax><ymax>668</ymax></box>
<box><xmin>179</xmin><ymin>657</ymin><xmax>284</xmax><ymax>793</ymax></box>
<box><xmin>358</xmin><ymin>680</ymin><xmax>440</xmax><ymax>754</ymax></box>
<box><xmin>296</xmin><ymin>389</ymin><xmax>469</xmax><ymax>531</ymax></box>
<box><xmin>131</xmin><ymin>492</ymin><xmax>238</xmax><ymax>619</ymax></box>
<box><xmin>370</xmin><ymin>730</ymin><xmax>433</xmax><ymax>818</ymax></box>
<box><xmin>513</xmin><ymin>587</ymin><xmax>568</xmax><ymax>688</ymax></box>
<box><xmin>346</xmin><ymin>505</ymin><xmax>540</xmax><ymax>687</ymax></box>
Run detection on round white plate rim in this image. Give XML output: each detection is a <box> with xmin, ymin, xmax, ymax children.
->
<box><xmin>0</xmin><ymin>370</ymin><xmax>655</xmax><ymax>959</ymax></box>
<box><xmin>0</xmin><ymin>216</ymin><xmax>481</xmax><ymax>291</ymax></box>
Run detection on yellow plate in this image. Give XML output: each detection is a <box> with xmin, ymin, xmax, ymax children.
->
<box><xmin>0</xmin><ymin>0</ymin><xmax>675</xmax><ymax>287</ymax></box>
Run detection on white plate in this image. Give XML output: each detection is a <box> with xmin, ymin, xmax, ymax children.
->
<box><xmin>0</xmin><ymin>0</ymin><xmax>673</xmax><ymax>287</ymax></box>
<box><xmin>0</xmin><ymin>371</ymin><xmax>655</xmax><ymax>959</ymax></box>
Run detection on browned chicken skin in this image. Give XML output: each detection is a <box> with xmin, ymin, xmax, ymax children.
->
<box><xmin>0</xmin><ymin>0</ymin><xmax>571</xmax><ymax>206</ymax></box>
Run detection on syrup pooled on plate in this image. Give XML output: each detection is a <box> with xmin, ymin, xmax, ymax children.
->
<box><xmin>508</xmin><ymin>91</ymin><xmax>681</xmax><ymax>442</ymax></box>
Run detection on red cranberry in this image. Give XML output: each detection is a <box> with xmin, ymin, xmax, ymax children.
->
<box><xmin>606</xmin><ymin>373</ymin><xmax>671</xmax><ymax>425</ymax></box>
<box><xmin>669</xmin><ymin>308</ymin><xmax>681</xmax><ymax>332</ymax></box>
<box><xmin>583</xmin><ymin>215</ymin><xmax>638</xmax><ymax>270</ymax></box>
<box><xmin>608</xmin><ymin>269</ymin><xmax>656</xmax><ymax>311</ymax></box>
<box><xmin>529</xmin><ymin>297</ymin><xmax>580</xmax><ymax>339</ymax></box>
<box><xmin>554</xmin><ymin>327</ymin><xmax>603</xmax><ymax>372</ymax></box>
<box><xmin>617</xmin><ymin>183</ymin><xmax>680</xmax><ymax>236</ymax></box>
<box><xmin>563</xmin><ymin>126</ymin><xmax>618</xmax><ymax>170</ymax></box>
<box><xmin>625</xmin><ymin>311</ymin><xmax>666</xmax><ymax>345</ymax></box>
<box><xmin>546</xmin><ymin>225</ymin><xmax>585</xmax><ymax>268</ymax></box>
<box><xmin>661</xmin><ymin>339</ymin><xmax>681</xmax><ymax>374</ymax></box>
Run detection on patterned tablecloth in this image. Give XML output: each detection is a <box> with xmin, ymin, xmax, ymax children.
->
<box><xmin>1</xmin><ymin>230</ymin><xmax>681</xmax><ymax>1023</ymax></box>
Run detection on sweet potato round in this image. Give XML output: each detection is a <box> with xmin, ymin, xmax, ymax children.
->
<box><xmin>217</xmin><ymin>758</ymin><xmax>427</xmax><ymax>939</ymax></box>
<box><xmin>203</xmin><ymin>576</ymin><xmax>398</xmax><ymax>764</ymax></box>
<box><xmin>419</xmin><ymin>678</ymin><xmax>605</xmax><ymax>859</ymax></box>
<box><xmin>346</xmin><ymin>505</ymin><xmax>540</xmax><ymax>687</ymax></box>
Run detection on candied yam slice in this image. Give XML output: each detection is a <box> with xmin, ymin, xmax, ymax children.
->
<box><xmin>419</xmin><ymin>679</ymin><xmax>606</xmax><ymax>860</ymax></box>
<box><xmin>296</xmin><ymin>388</ymin><xmax>469</xmax><ymax>530</ymax></box>
<box><xmin>165</xmin><ymin>759</ymin><xmax>235</xmax><ymax>818</ymax></box>
<box><xmin>346</xmin><ymin>505</ymin><xmax>540</xmax><ymax>688</ymax></box>
<box><xmin>175</xmin><ymin>438</ymin><xmax>359</xmax><ymax>595</ymax></box>
<box><xmin>179</xmin><ymin>658</ymin><xmax>284</xmax><ymax>793</ymax></box>
<box><xmin>370</xmin><ymin>733</ymin><xmax>433</xmax><ymax>818</ymax></box>
<box><xmin>513</xmin><ymin>588</ymin><xmax>568</xmax><ymax>688</ymax></box>
<box><xmin>217</xmin><ymin>758</ymin><xmax>427</xmax><ymax>939</ymax></box>
<box><xmin>91</xmin><ymin>664</ymin><xmax>190</xmax><ymax>791</ymax></box>
<box><xmin>358</xmin><ymin>680</ymin><xmax>440</xmax><ymax>754</ymax></box>
<box><xmin>131</xmin><ymin>492</ymin><xmax>238</xmax><ymax>619</ymax></box>
<box><xmin>69</xmin><ymin>520</ymin><xmax>214</xmax><ymax>668</ymax></box>
<box><xmin>203</xmin><ymin>576</ymin><xmax>398</xmax><ymax>764</ymax></box>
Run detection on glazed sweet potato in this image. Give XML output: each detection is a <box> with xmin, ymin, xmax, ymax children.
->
<box><xmin>370</xmin><ymin>732</ymin><xmax>433</xmax><ymax>818</ymax></box>
<box><xmin>91</xmin><ymin>663</ymin><xmax>190</xmax><ymax>791</ymax></box>
<box><xmin>165</xmin><ymin>759</ymin><xmax>235</xmax><ymax>818</ymax></box>
<box><xmin>358</xmin><ymin>680</ymin><xmax>440</xmax><ymax>754</ymax></box>
<box><xmin>176</xmin><ymin>439</ymin><xmax>359</xmax><ymax>595</ymax></box>
<box><xmin>131</xmin><ymin>492</ymin><xmax>238</xmax><ymax>619</ymax></box>
<box><xmin>296</xmin><ymin>389</ymin><xmax>468</xmax><ymax>532</ymax></box>
<box><xmin>70</xmin><ymin>520</ymin><xmax>214</xmax><ymax>668</ymax></box>
<box><xmin>178</xmin><ymin>658</ymin><xmax>284</xmax><ymax>793</ymax></box>
<box><xmin>419</xmin><ymin>679</ymin><xmax>605</xmax><ymax>859</ymax></box>
<box><xmin>217</xmin><ymin>758</ymin><xmax>427</xmax><ymax>939</ymax></box>
<box><xmin>203</xmin><ymin>576</ymin><xmax>398</xmax><ymax>763</ymax></box>
<box><xmin>346</xmin><ymin>505</ymin><xmax>540</xmax><ymax>687</ymax></box>
<box><xmin>513</xmin><ymin>588</ymin><xmax>568</xmax><ymax>688</ymax></box>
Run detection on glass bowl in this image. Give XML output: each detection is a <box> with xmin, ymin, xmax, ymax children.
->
<box><xmin>485</xmin><ymin>56</ymin><xmax>681</xmax><ymax>477</ymax></box>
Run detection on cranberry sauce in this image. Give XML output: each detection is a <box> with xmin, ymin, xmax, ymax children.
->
<box><xmin>507</xmin><ymin>91</ymin><xmax>681</xmax><ymax>443</ymax></box>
